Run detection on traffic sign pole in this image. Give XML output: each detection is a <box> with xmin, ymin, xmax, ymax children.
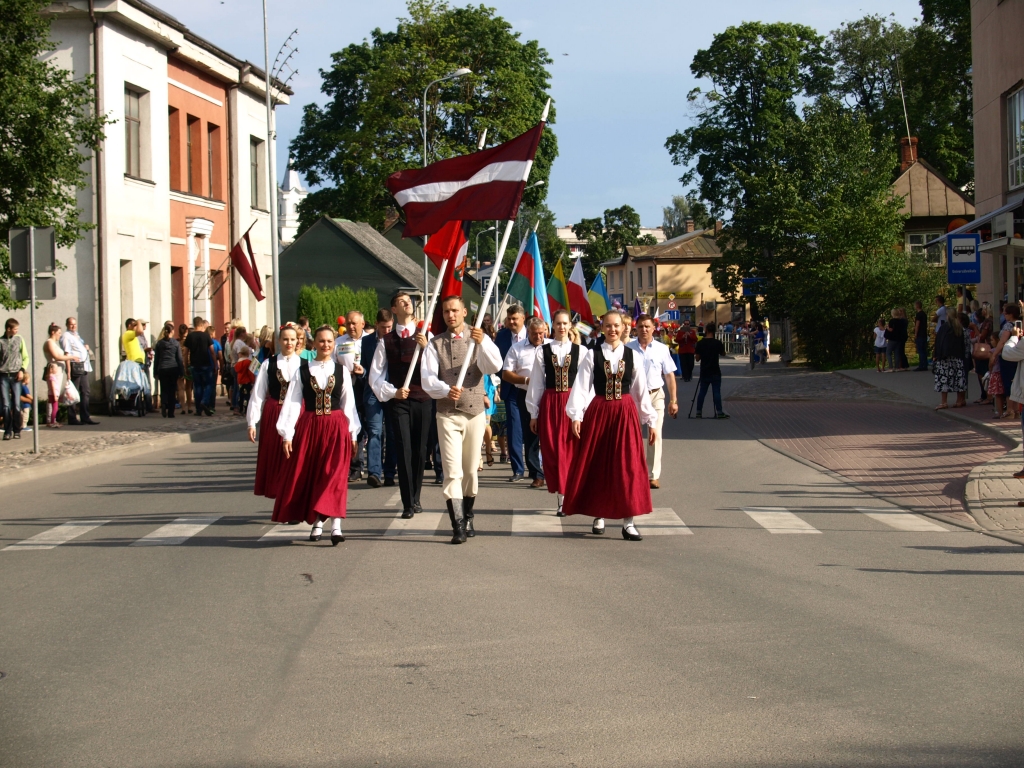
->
<box><xmin>28</xmin><ymin>227</ymin><xmax>39</xmax><ymax>455</ymax></box>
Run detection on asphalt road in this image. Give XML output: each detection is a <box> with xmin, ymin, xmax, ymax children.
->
<box><xmin>2</xmin><ymin>362</ymin><xmax>1023</xmax><ymax>767</ymax></box>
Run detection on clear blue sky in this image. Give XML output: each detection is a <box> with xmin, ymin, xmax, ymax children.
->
<box><xmin>170</xmin><ymin>0</ymin><xmax>923</xmax><ymax>228</ymax></box>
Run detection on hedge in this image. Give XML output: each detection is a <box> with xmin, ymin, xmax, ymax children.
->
<box><xmin>295</xmin><ymin>284</ymin><xmax>379</xmax><ymax>330</ymax></box>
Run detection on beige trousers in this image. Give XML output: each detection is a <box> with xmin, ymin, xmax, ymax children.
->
<box><xmin>437</xmin><ymin>409</ymin><xmax>487</xmax><ymax>500</ymax></box>
<box><xmin>645</xmin><ymin>388</ymin><xmax>666</xmax><ymax>480</ymax></box>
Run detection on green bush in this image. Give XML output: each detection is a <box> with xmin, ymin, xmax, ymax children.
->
<box><xmin>295</xmin><ymin>284</ymin><xmax>378</xmax><ymax>330</ymax></box>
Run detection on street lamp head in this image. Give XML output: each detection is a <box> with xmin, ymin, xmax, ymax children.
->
<box><xmin>450</xmin><ymin>68</ymin><xmax>472</xmax><ymax>77</ymax></box>
<box><xmin>526</xmin><ymin>180</ymin><xmax>545</xmax><ymax>189</ymax></box>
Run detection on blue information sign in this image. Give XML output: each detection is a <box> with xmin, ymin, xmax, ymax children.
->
<box><xmin>947</xmin><ymin>233</ymin><xmax>981</xmax><ymax>284</ymax></box>
<box><xmin>742</xmin><ymin>277</ymin><xmax>766</xmax><ymax>297</ymax></box>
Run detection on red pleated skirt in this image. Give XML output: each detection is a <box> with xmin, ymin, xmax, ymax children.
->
<box><xmin>254</xmin><ymin>399</ymin><xmax>287</xmax><ymax>498</ymax></box>
<box><xmin>562</xmin><ymin>396</ymin><xmax>652</xmax><ymax>520</ymax></box>
<box><xmin>537</xmin><ymin>390</ymin><xmax>576</xmax><ymax>495</ymax></box>
<box><xmin>272</xmin><ymin>407</ymin><xmax>352</xmax><ymax>523</ymax></box>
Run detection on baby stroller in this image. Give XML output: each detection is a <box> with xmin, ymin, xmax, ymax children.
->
<box><xmin>110</xmin><ymin>359</ymin><xmax>149</xmax><ymax>417</ymax></box>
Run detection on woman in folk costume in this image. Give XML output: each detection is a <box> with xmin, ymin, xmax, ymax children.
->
<box><xmin>563</xmin><ymin>310</ymin><xmax>658</xmax><ymax>541</ymax></box>
<box><xmin>247</xmin><ymin>324</ymin><xmax>301</xmax><ymax>499</ymax></box>
<box><xmin>273</xmin><ymin>325</ymin><xmax>361</xmax><ymax>546</ymax></box>
<box><xmin>527</xmin><ymin>309</ymin><xmax>582</xmax><ymax>517</ymax></box>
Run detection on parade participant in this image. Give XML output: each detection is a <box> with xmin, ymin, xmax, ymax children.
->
<box><xmin>675</xmin><ymin>320</ymin><xmax>698</xmax><ymax>383</ymax></box>
<box><xmin>273</xmin><ymin>325</ymin><xmax>360</xmax><ymax>545</ymax></box>
<box><xmin>495</xmin><ymin>305</ymin><xmax>527</xmax><ymax>481</ymax></box>
<box><xmin>247</xmin><ymin>324</ymin><xmax>301</xmax><ymax>499</ymax></box>
<box><xmin>369</xmin><ymin>291</ymin><xmax>431</xmax><ymax>519</ymax></box>
<box><xmin>527</xmin><ymin>309</ymin><xmax>581</xmax><ymax>516</ymax></box>
<box><xmin>421</xmin><ymin>296</ymin><xmax>503</xmax><ymax>544</ymax></box>
<box><xmin>502</xmin><ymin>316</ymin><xmax>550</xmax><ymax>488</ymax></box>
<box><xmin>334</xmin><ymin>310</ymin><xmax>371</xmax><ymax>481</ymax></box>
<box><xmin>628</xmin><ymin>314</ymin><xmax>678</xmax><ymax>489</ymax></box>
<box><xmin>563</xmin><ymin>310</ymin><xmax>657</xmax><ymax>541</ymax></box>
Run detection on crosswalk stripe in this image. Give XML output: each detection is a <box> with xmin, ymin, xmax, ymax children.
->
<box><xmin>642</xmin><ymin>508</ymin><xmax>693</xmax><ymax>536</ymax></box>
<box><xmin>4</xmin><ymin>520</ymin><xmax>110</xmax><ymax>551</ymax></box>
<box><xmin>512</xmin><ymin>509</ymin><xmax>564</xmax><ymax>536</ymax></box>
<box><xmin>743</xmin><ymin>508</ymin><xmax>821</xmax><ymax>534</ymax></box>
<box><xmin>383</xmin><ymin>491</ymin><xmax>402</xmax><ymax>508</ymax></box>
<box><xmin>856</xmin><ymin>508</ymin><xmax>950</xmax><ymax>532</ymax></box>
<box><xmin>386</xmin><ymin>510</ymin><xmax>444</xmax><ymax>536</ymax></box>
<box><xmin>258</xmin><ymin>523</ymin><xmax>314</xmax><ymax>542</ymax></box>
<box><xmin>131</xmin><ymin>516</ymin><xmax>221</xmax><ymax>546</ymax></box>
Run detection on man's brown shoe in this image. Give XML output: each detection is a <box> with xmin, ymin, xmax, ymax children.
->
<box><xmin>650</xmin><ymin>479</ymin><xmax>660</xmax><ymax>489</ymax></box>
<box><xmin>531</xmin><ymin>478</ymin><xmax>545</xmax><ymax>488</ymax></box>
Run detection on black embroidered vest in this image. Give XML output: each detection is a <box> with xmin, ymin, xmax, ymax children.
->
<box><xmin>299</xmin><ymin>359</ymin><xmax>343</xmax><ymax>415</ymax></box>
<box><xmin>382</xmin><ymin>330</ymin><xmax>429</xmax><ymax>402</ymax></box>
<box><xmin>266</xmin><ymin>355</ymin><xmax>291</xmax><ymax>405</ymax></box>
<box><xmin>543</xmin><ymin>344</ymin><xmax>580</xmax><ymax>392</ymax></box>
<box><xmin>592</xmin><ymin>346</ymin><xmax>633</xmax><ymax>401</ymax></box>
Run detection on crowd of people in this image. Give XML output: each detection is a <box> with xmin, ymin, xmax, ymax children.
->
<box><xmin>243</xmin><ymin>294</ymin><xmax>739</xmax><ymax>547</ymax></box>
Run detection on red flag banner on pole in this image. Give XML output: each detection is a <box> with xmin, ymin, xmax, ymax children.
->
<box><xmin>567</xmin><ymin>257</ymin><xmax>595</xmax><ymax>324</ymax></box>
<box><xmin>386</xmin><ymin>122</ymin><xmax>545</xmax><ymax>237</ymax></box>
<box><xmin>230</xmin><ymin>226</ymin><xmax>264</xmax><ymax>301</ymax></box>
<box><xmin>423</xmin><ymin>220</ymin><xmax>470</xmax><ymax>333</ymax></box>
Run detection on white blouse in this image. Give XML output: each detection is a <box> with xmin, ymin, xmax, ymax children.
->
<box><xmin>420</xmin><ymin>332</ymin><xmax>503</xmax><ymax>399</ymax></box>
<box><xmin>565</xmin><ymin>342</ymin><xmax>658</xmax><ymax>426</ymax></box>
<box><xmin>246</xmin><ymin>354</ymin><xmax>301</xmax><ymax>429</ymax></box>
<box><xmin>276</xmin><ymin>359</ymin><xmax>361</xmax><ymax>442</ymax></box>
<box><xmin>525</xmin><ymin>338</ymin><xmax>579</xmax><ymax>418</ymax></box>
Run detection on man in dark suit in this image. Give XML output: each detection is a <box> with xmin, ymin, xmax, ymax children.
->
<box><xmin>494</xmin><ymin>304</ymin><xmax>527</xmax><ymax>481</ymax></box>
<box><xmin>359</xmin><ymin>310</ymin><xmax>397</xmax><ymax>487</ymax></box>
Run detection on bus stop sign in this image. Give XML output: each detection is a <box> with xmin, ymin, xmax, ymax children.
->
<box><xmin>947</xmin><ymin>233</ymin><xmax>981</xmax><ymax>284</ymax></box>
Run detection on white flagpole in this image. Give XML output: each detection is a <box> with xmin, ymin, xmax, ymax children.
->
<box><xmin>402</xmin><ymin>257</ymin><xmax>449</xmax><ymax>389</ymax></box>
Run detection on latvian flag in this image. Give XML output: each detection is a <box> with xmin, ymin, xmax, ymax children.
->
<box><xmin>387</xmin><ymin>122</ymin><xmax>546</xmax><ymax>237</ymax></box>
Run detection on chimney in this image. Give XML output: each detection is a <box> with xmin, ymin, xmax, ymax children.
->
<box><xmin>685</xmin><ymin>218</ymin><xmax>694</xmax><ymax>233</ymax></box>
<box><xmin>900</xmin><ymin>136</ymin><xmax>918</xmax><ymax>172</ymax></box>
<box><xmin>714</xmin><ymin>220</ymin><xmax>723</xmax><ymax>235</ymax></box>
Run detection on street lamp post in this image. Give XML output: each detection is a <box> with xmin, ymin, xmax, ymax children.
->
<box><xmin>421</xmin><ymin>67</ymin><xmax>472</xmax><ymax>306</ymax></box>
<box><xmin>475</xmin><ymin>225</ymin><xmax>496</xmax><ymax>269</ymax></box>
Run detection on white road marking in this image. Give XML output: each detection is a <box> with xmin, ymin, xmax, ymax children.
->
<box><xmin>856</xmin><ymin>508</ymin><xmax>950</xmax><ymax>532</ymax></box>
<box><xmin>4</xmin><ymin>520</ymin><xmax>110</xmax><ymax>551</ymax></box>
<box><xmin>384</xmin><ymin>491</ymin><xmax>402</xmax><ymax>507</ymax></box>
<box><xmin>641</xmin><ymin>508</ymin><xmax>693</xmax><ymax>536</ymax></box>
<box><xmin>131</xmin><ymin>516</ymin><xmax>221</xmax><ymax>546</ymax></box>
<box><xmin>743</xmin><ymin>508</ymin><xmax>821</xmax><ymax>534</ymax></box>
<box><xmin>258</xmin><ymin>523</ymin><xmax>315</xmax><ymax>542</ymax></box>
<box><xmin>386</xmin><ymin>510</ymin><xmax>444</xmax><ymax>536</ymax></box>
<box><xmin>512</xmin><ymin>509</ymin><xmax>564</xmax><ymax>536</ymax></box>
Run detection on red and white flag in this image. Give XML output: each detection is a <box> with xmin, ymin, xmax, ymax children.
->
<box><xmin>423</xmin><ymin>220</ymin><xmax>470</xmax><ymax>333</ymax></box>
<box><xmin>387</xmin><ymin>122</ymin><xmax>545</xmax><ymax>237</ymax></box>
<box><xmin>567</xmin><ymin>257</ymin><xmax>595</xmax><ymax>324</ymax></box>
<box><xmin>230</xmin><ymin>225</ymin><xmax>264</xmax><ymax>301</ymax></box>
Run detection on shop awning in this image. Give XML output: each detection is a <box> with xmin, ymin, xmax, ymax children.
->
<box><xmin>924</xmin><ymin>199</ymin><xmax>1021</xmax><ymax>248</ymax></box>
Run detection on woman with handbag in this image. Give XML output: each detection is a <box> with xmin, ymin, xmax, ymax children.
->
<box><xmin>42</xmin><ymin>323</ymin><xmax>74</xmax><ymax>423</ymax></box>
<box><xmin>154</xmin><ymin>323</ymin><xmax>185</xmax><ymax>418</ymax></box>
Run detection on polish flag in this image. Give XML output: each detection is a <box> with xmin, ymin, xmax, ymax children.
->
<box><xmin>387</xmin><ymin>122</ymin><xmax>546</xmax><ymax>237</ymax></box>
<box><xmin>567</xmin><ymin>257</ymin><xmax>595</xmax><ymax>324</ymax></box>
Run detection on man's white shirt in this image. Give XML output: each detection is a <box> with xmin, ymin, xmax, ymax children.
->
<box><xmin>333</xmin><ymin>330</ymin><xmax>373</xmax><ymax>370</ymax></box>
<box><xmin>503</xmin><ymin>336</ymin><xmax>551</xmax><ymax>392</ymax></box>
<box><xmin>421</xmin><ymin>330</ymin><xmax>503</xmax><ymax>400</ymax></box>
<box><xmin>626</xmin><ymin>338</ymin><xmax>676</xmax><ymax>391</ymax></box>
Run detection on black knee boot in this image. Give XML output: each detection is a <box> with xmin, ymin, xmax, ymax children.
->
<box><xmin>463</xmin><ymin>496</ymin><xmax>475</xmax><ymax>537</ymax></box>
<box><xmin>446</xmin><ymin>498</ymin><xmax>467</xmax><ymax>544</ymax></box>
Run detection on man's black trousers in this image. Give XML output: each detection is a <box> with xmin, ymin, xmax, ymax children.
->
<box><xmin>385</xmin><ymin>397</ymin><xmax>432</xmax><ymax>511</ymax></box>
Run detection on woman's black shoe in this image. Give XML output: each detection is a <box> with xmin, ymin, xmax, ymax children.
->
<box><xmin>309</xmin><ymin>526</ymin><xmax>323</xmax><ymax>542</ymax></box>
<box><xmin>592</xmin><ymin>519</ymin><xmax>605</xmax><ymax>535</ymax></box>
<box><xmin>621</xmin><ymin>525</ymin><xmax>642</xmax><ymax>541</ymax></box>
<box><xmin>331</xmin><ymin>533</ymin><xmax>344</xmax><ymax>546</ymax></box>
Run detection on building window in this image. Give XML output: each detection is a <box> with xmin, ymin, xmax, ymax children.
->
<box><xmin>168</xmin><ymin>108</ymin><xmax>181</xmax><ymax>190</ymax></box>
<box><xmin>648</xmin><ymin>266</ymin><xmax>654</xmax><ymax>288</ymax></box>
<box><xmin>1009</xmin><ymin>87</ymin><xmax>1024</xmax><ymax>190</ymax></box>
<box><xmin>637</xmin><ymin>267</ymin><xmax>643</xmax><ymax>289</ymax></box>
<box><xmin>125</xmin><ymin>88</ymin><xmax>142</xmax><ymax>177</ymax></box>
<box><xmin>207</xmin><ymin>123</ymin><xmax>222</xmax><ymax>200</ymax></box>
<box><xmin>250</xmin><ymin>137</ymin><xmax>265</xmax><ymax>209</ymax></box>
<box><xmin>907</xmin><ymin>232</ymin><xmax>945</xmax><ymax>265</ymax></box>
<box><xmin>186</xmin><ymin>116</ymin><xmax>201</xmax><ymax>195</ymax></box>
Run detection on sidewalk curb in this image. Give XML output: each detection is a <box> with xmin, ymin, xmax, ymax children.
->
<box><xmin>755</xmin><ymin>438</ymin><xmax>1024</xmax><ymax>546</ymax></box>
<box><xmin>0</xmin><ymin>422</ymin><xmax>245</xmax><ymax>490</ymax></box>
<box><xmin>832</xmin><ymin>369</ymin><xmax>1024</xmax><ymax>542</ymax></box>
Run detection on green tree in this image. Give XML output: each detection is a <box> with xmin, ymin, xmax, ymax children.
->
<box><xmin>291</xmin><ymin>0</ymin><xmax>557</xmax><ymax>232</ymax></box>
<box><xmin>571</xmin><ymin>205</ymin><xmax>657</xmax><ymax>282</ymax></box>
<box><xmin>661</xmin><ymin>194</ymin><xmax>710</xmax><ymax>239</ymax></box>
<box><xmin>0</xmin><ymin>0</ymin><xmax>108</xmax><ymax>309</ymax></box>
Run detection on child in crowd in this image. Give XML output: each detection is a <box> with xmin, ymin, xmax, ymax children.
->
<box><xmin>873</xmin><ymin>318</ymin><xmax>888</xmax><ymax>372</ymax></box>
<box><xmin>45</xmin><ymin>362</ymin><xmax>62</xmax><ymax>428</ymax></box>
<box><xmin>19</xmin><ymin>370</ymin><xmax>33</xmax><ymax>432</ymax></box>
<box><xmin>233</xmin><ymin>345</ymin><xmax>256</xmax><ymax>414</ymax></box>
<box><xmin>988</xmin><ymin>332</ymin><xmax>1005</xmax><ymax>418</ymax></box>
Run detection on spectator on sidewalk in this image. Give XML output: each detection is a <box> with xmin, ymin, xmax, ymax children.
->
<box><xmin>995</xmin><ymin>303</ymin><xmax>1022</xmax><ymax>420</ymax></box>
<box><xmin>178</xmin><ymin>324</ymin><xmax>193</xmax><ymax>414</ymax></box>
<box><xmin>934</xmin><ymin>295</ymin><xmax>948</xmax><ymax>332</ymax></box>
<box><xmin>933</xmin><ymin>312</ymin><xmax>967</xmax><ymax>410</ymax></box>
<box><xmin>987</xmin><ymin>332</ymin><xmax>1004</xmax><ymax>416</ymax></box>
<box><xmin>18</xmin><ymin>370</ymin><xmax>33</xmax><ymax>433</ymax></box>
<box><xmin>694</xmin><ymin>323</ymin><xmax>728</xmax><ymax>419</ymax></box>
<box><xmin>185</xmin><ymin>317</ymin><xmax>218</xmax><ymax>416</ymax></box>
<box><xmin>971</xmin><ymin>307</ymin><xmax>994</xmax><ymax>401</ymax></box>
<box><xmin>999</xmin><ymin>327</ymin><xmax>1024</xmax><ymax>477</ymax></box>
<box><xmin>913</xmin><ymin>301</ymin><xmax>929</xmax><ymax>370</ymax></box>
<box><xmin>675</xmin><ymin>320</ymin><xmax>698</xmax><ymax>382</ymax></box>
<box><xmin>873</xmin><ymin>318</ymin><xmax>888</xmax><ymax>372</ymax></box>
<box><xmin>61</xmin><ymin>317</ymin><xmax>98</xmax><ymax>425</ymax></box>
<box><xmin>154</xmin><ymin>322</ymin><xmax>185</xmax><ymax>418</ymax></box>
<box><xmin>43</xmin><ymin>322</ymin><xmax>74</xmax><ymax>410</ymax></box>
<box><xmin>45</xmin><ymin>360</ymin><xmax>62</xmax><ymax>429</ymax></box>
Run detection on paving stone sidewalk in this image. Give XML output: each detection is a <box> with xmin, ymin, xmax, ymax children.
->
<box><xmin>0</xmin><ymin>409</ymin><xmax>245</xmax><ymax>473</ymax></box>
